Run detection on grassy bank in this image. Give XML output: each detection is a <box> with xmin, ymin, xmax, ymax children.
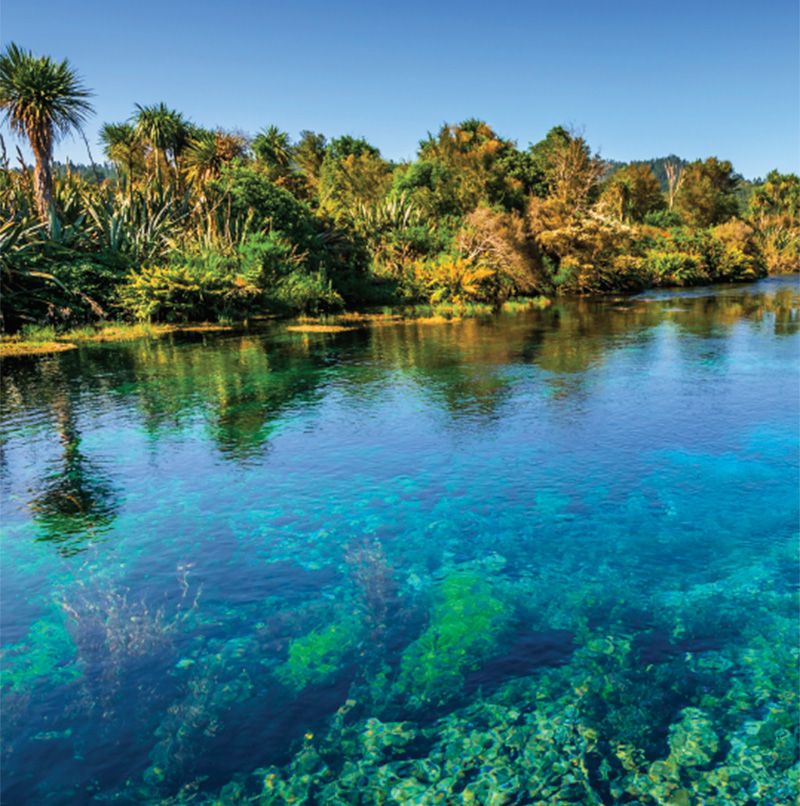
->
<box><xmin>0</xmin><ymin>321</ymin><xmax>235</xmax><ymax>358</ymax></box>
<box><xmin>1</xmin><ymin>297</ymin><xmax>552</xmax><ymax>357</ymax></box>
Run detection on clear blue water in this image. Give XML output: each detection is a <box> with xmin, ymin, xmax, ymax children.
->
<box><xmin>1</xmin><ymin>277</ymin><xmax>798</xmax><ymax>804</ymax></box>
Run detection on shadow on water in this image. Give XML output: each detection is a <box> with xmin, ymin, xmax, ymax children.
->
<box><xmin>462</xmin><ymin>626</ymin><xmax>575</xmax><ymax>697</ymax></box>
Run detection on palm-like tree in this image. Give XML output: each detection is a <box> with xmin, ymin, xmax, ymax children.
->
<box><xmin>252</xmin><ymin>125</ymin><xmax>292</xmax><ymax>172</ymax></box>
<box><xmin>133</xmin><ymin>102</ymin><xmax>191</xmax><ymax>182</ymax></box>
<box><xmin>0</xmin><ymin>43</ymin><xmax>93</xmax><ymax>222</ymax></box>
<box><xmin>184</xmin><ymin>129</ymin><xmax>246</xmax><ymax>187</ymax></box>
<box><xmin>99</xmin><ymin>122</ymin><xmax>145</xmax><ymax>179</ymax></box>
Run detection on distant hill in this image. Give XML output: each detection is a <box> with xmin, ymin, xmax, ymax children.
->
<box><xmin>606</xmin><ymin>155</ymin><xmax>690</xmax><ymax>191</ymax></box>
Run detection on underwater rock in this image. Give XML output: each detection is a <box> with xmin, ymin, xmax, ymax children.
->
<box><xmin>667</xmin><ymin>708</ymin><xmax>719</xmax><ymax>767</ymax></box>
<box><xmin>361</xmin><ymin>718</ymin><xmax>417</xmax><ymax>762</ymax></box>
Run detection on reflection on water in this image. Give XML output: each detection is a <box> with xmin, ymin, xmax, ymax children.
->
<box><xmin>1</xmin><ymin>277</ymin><xmax>798</xmax><ymax>804</ymax></box>
<box><xmin>28</xmin><ymin>390</ymin><xmax>118</xmax><ymax>556</ymax></box>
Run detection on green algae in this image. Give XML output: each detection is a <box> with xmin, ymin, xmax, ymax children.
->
<box><xmin>276</xmin><ymin>619</ymin><xmax>362</xmax><ymax>691</ymax></box>
<box><xmin>1</xmin><ymin>613</ymin><xmax>79</xmax><ymax>693</ymax></box>
<box><xmin>395</xmin><ymin>569</ymin><xmax>511</xmax><ymax>708</ymax></box>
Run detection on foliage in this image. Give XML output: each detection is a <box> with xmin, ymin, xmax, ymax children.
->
<box><xmin>643</xmin><ymin>208</ymin><xmax>683</xmax><ymax>227</ymax></box>
<box><xmin>252</xmin><ymin>125</ymin><xmax>291</xmax><ymax>171</ymax></box>
<box><xmin>133</xmin><ymin>102</ymin><xmax>193</xmax><ymax>180</ymax></box>
<box><xmin>747</xmin><ymin>170</ymin><xmax>800</xmax><ymax>273</ymax></box>
<box><xmin>406</xmin><ymin>119</ymin><xmax>529</xmax><ymax>216</ymax></box>
<box><xmin>319</xmin><ymin>137</ymin><xmax>392</xmax><ymax>222</ymax></box>
<box><xmin>0</xmin><ymin>43</ymin><xmax>796</xmax><ymax>334</ymax></box>
<box><xmin>600</xmin><ymin>163</ymin><xmax>665</xmax><ymax>222</ymax></box>
<box><xmin>183</xmin><ymin>129</ymin><xmax>247</xmax><ymax>186</ymax></box>
<box><xmin>0</xmin><ymin>42</ymin><xmax>94</xmax><ymax>220</ymax></box>
<box><xmin>675</xmin><ymin>157</ymin><xmax>740</xmax><ymax>227</ymax></box>
<box><xmin>350</xmin><ymin>193</ymin><xmax>446</xmax><ymax>280</ymax></box>
<box><xmin>412</xmin><ymin>255</ymin><xmax>497</xmax><ymax>305</ymax></box>
<box><xmin>457</xmin><ymin>206</ymin><xmax>544</xmax><ymax>296</ymax></box>
<box><xmin>293</xmin><ymin>130</ymin><xmax>327</xmax><ymax>200</ymax></box>
<box><xmin>100</xmin><ymin>122</ymin><xmax>145</xmax><ymax>178</ymax></box>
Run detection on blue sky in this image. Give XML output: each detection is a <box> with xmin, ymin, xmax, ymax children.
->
<box><xmin>2</xmin><ymin>0</ymin><xmax>798</xmax><ymax>178</ymax></box>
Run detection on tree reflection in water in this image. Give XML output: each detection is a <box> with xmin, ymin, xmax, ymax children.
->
<box><xmin>29</xmin><ymin>393</ymin><xmax>118</xmax><ymax>556</ymax></box>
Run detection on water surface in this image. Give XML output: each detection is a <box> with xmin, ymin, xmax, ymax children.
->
<box><xmin>2</xmin><ymin>278</ymin><xmax>798</xmax><ymax>804</ymax></box>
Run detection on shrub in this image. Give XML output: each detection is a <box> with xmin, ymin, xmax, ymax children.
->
<box><xmin>643</xmin><ymin>209</ymin><xmax>684</xmax><ymax>228</ymax></box>
<box><xmin>120</xmin><ymin>263</ymin><xmax>240</xmax><ymax>322</ymax></box>
<box><xmin>412</xmin><ymin>255</ymin><xmax>496</xmax><ymax>305</ymax></box>
<box><xmin>456</xmin><ymin>206</ymin><xmax>545</xmax><ymax>296</ymax></box>
<box><xmin>271</xmin><ymin>271</ymin><xmax>344</xmax><ymax>315</ymax></box>
<box><xmin>644</xmin><ymin>250</ymin><xmax>706</xmax><ymax>286</ymax></box>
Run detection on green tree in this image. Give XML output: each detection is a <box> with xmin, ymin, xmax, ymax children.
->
<box><xmin>214</xmin><ymin>163</ymin><xmax>319</xmax><ymax>249</ymax></box>
<box><xmin>99</xmin><ymin>122</ymin><xmax>145</xmax><ymax>180</ymax></box>
<box><xmin>675</xmin><ymin>157</ymin><xmax>739</xmax><ymax>227</ymax></box>
<box><xmin>0</xmin><ymin>43</ymin><xmax>93</xmax><ymax>221</ymax></box>
<box><xmin>749</xmin><ymin>170</ymin><xmax>800</xmax><ymax>219</ymax></box>
<box><xmin>294</xmin><ymin>130</ymin><xmax>327</xmax><ymax>196</ymax></box>
<box><xmin>133</xmin><ymin>102</ymin><xmax>192</xmax><ymax>182</ymax></box>
<box><xmin>601</xmin><ymin>163</ymin><xmax>665</xmax><ymax>222</ymax></box>
<box><xmin>252</xmin><ymin>125</ymin><xmax>293</xmax><ymax>177</ymax></box>
<box><xmin>533</xmin><ymin>127</ymin><xmax>605</xmax><ymax>209</ymax></box>
<box><xmin>319</xmin><ymin>136</ymin><xmax>391</xmax><ymax>221</ymax></box>
<box><xmin>527</xmin><ymin>126</ymin><xmax>572</xmax><ymax>197</ymax></box>
<box><xmin>184</xmin><ymin>129</ymin><xmax>247</xmax><ymax>186</ymax></box>
<box><xmin>411</xmin><ymin>119</ymin><xmax>526</xmax><ymax>214</ymax></box>
<box><xmin>747</xmin><ymin>170</ymin><xmax>800</xmax><ymax>272</ymax></box>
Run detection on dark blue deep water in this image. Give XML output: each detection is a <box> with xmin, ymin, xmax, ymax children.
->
<box><xmin>1</xmin><ymin>277</ymin><xmax>799</xmax><ymax>804</ymax></box>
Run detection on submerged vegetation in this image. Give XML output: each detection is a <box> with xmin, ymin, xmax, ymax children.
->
<box><xmin>395</xmin><ymin>569</ymin><xmax>511</xmax><ymax>709</ymax></box>
<box><xmin>1</xmin><ymin>43</ymin><xmax>798</xmax><ymax>341</ymax></box>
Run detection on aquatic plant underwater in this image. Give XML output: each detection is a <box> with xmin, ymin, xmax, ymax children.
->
<box><xmin>1</xmin><ymin>278</ymin><xmax>798</xmax><ymax>804</ymax></box>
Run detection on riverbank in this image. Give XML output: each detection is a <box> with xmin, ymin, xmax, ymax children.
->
<box><xmin>1</xmin><ymin>297</ymin><xmax>553</xmax><ymax>357</ymax></box>
<box><xmin>0</xmin><ymin>322</ymin><xmax>236</xmax><ymax>358</ymax></box>
<box><xmin>5</xmin><ymin>274</ymin><xmax>796</xmax><ymax>358</ymax></box>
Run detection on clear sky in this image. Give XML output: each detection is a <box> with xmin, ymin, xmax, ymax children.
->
<box><xmin>2</xmin><ymin>0</ymin><xmax>798</xmax><ymax>178</ymax></box>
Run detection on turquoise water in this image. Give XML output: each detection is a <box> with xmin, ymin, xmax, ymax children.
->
<box><xmin>1</xmin><ymin>277</ymin><xmax>798</xmax><ymax>804</ymax></box>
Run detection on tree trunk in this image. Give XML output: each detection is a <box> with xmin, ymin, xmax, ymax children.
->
<box><xmin>665</xmin><ymin>161</ymin><xmax>683</xmax><ymax>211</ymax></box>
<box><xmin>32</xmin><ymin>147</ymin><xmax>54</xmax><ymax>223</ymax></box>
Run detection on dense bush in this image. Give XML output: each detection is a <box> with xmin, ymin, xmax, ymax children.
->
<box><xmin>119</xmin><ymin>232</ymin><xmax>345</xmax><ymax>321</ymax></box>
